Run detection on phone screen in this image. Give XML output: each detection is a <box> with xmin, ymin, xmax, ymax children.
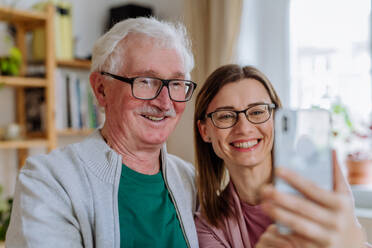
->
<box><xmin>274</xmin><ymin>108</ymin><xmax>333</xmax><ymax>232</ymax></box>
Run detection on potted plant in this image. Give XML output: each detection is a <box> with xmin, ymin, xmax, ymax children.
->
<box><xmin>0</xmin><ymin>46</ymin><xmax>22</xmax><ymax>76</ymax></box>
<box><xmin>344</xmin><ymin>122</ymin><xmax>372</xmax><ymax>185</ymax></box>
<box><xmin>0</xmin><ymin>23</ymin><xmax>22</xmax><ymax>76</ymax></box>
<box><xmin>331</xmin><ymin>101</ymin><xmax>372</xmax><ymax>185</ymax></box>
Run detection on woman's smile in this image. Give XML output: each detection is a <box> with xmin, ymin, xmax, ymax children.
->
<box><xmin>230</xmin><ymin>138</ymin><xmax>261</xmax><ymax>150</ymax></box>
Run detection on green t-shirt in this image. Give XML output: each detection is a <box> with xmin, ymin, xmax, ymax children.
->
<box><xmin>118</xmin><ymin>164</ymin><xmax>188</xmax><ymax>248</ymax></box>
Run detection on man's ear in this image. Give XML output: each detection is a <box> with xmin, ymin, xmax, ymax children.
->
<box><xmin>197</xmin><ymin>120</ymin><xmax>211</xmax><ymax>143</ymax></box>
<box><xmin>90</xmin><ymin>71</ymin><xmax>106</xmax><ymax>107</ymax></box>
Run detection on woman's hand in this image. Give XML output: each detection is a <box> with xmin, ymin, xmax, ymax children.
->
<box><xmin>255</xmin><ymin>224</ymin><xmax>292</xmax><ymax>248</ymax></box>
<box><xmin>260</xmin><ymin>152</ymin><xmax>366</xmax><ymax>248</ymax></box>
<box><xmin>255</xmin><ymin>224</ymin><xmax>321</xmax><ymax>248</ymax></box>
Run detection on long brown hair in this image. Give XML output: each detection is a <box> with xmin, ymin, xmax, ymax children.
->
<box><xmin>194</xmin><ymin>64</ymin><xmax>282</xmax><ymax>227</ymax></box>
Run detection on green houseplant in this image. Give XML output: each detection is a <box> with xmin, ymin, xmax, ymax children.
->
<box><xmin>0</xmin><ymin>46</ymin><xmax>22</xmax><ymax>76</ymax></box>
<box><xmin>0</xmin><ymin>22</ymin><xmax>22</xmax><ymax>76</ymax></box>
<box><xmin>0</xmin><ymin>185</ymin><xmax>12</xmax><ymax>241</ymax></box>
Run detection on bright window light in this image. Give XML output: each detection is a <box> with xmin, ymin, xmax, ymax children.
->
<box><xmin>290</xmin><ymin>0</ymin><xmax>371</xmax><ymax>122</ymax></box>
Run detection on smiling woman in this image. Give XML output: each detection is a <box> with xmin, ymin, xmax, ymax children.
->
<box><xmin>194</xmin><ymin>64</ymin><xmax>281</xmax><ymax>248</ymax></box>
<box><xmin>193</xmin><ymin>64</ymin><xmax>370</xmax><ymax>248</ymax></box>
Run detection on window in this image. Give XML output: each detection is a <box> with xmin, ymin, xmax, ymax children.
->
<box><xmin>290</xmin><ymin>0</ymin><xmax>371</xmax><ymax>123</ymax></box>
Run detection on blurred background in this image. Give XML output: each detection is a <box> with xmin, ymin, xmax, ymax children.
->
<box><xmin>0</xmin><ymin>0</ymin><xmax>372</xmax><ymax>243</ymax></box>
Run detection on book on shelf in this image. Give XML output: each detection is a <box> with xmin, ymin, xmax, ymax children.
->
<box><xmin>32</xmin><ymin>1</ymin><xmax>74</xmax><ymax>60</ymax></box>
<box><xmin>55</xmin><ymin>69</ymin><xmax>104</xmax><ymax>132</ymax></box>
<box><xmin>55</xmin><ymin>69</ymin><xmax>66</xmax><ymax>129</ymax></box>
<box><xmin>67</xmin><ymin>73</ymin><xmax>79</xmax><ymax>129</ymax></box>
<box><xmin>59</xmin><ymin>2</ymin><xmax>73</xmax><ymax>60</ymax></box>
<box><xmin>24</xmin><ymin>88</ymin><xmax>46</xmax><ymax>133</ymax></box>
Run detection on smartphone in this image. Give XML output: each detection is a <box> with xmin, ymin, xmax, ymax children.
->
<box><xmin>274</xmin><ymin>108</ymin><xmax>333</xmax><ymax>234</ymax></box>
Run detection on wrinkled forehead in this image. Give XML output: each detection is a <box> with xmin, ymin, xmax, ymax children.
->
<box><xmin>110</xmin><ymin>33</ymin><xmax>185</xmax><ymax>74</ymax></box>
<box><xmin>120</xmin><ymin>32</ymin><xmax>181</xmax><ymax>58</ymax></box>
<box><xmin>112</xmin><ymin>33</ymin><xmax>185</xmax><ymax>78</ymax></box>
<box><xmin>126</xmin><ymin>32</ymin><xmax>169</xmax><ymax>45</ymax></box>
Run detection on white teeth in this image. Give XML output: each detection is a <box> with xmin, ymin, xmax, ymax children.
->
<box><xmin>232</xmin><ymin>140</ymin><xmax>258</xmax><ymax>148</ymax></box>
<box><xmin>145</xmin><ymin>115</ymin><xmax>165</xmax><ymax>121</ymax></box>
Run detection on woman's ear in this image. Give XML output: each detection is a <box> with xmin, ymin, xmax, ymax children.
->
<box><xmin>90</xmin><ymin>71</ymin><xmax>106</xmax><ymax>107</ymax></box>
<box><xmin>198</xmin><ymin>120</ymin><xmax>211</xmax><ymax>143</ymax></box>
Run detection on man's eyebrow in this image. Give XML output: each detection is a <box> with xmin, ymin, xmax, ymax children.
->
<box><xmin>131</xmin><ymin>70</ymin><xmax>185</xmax><ymax>79</ymax></box>
<box><xmin>172</xmin><ymin>72</ymin><xmax>186</xmax><ymax>79</ymax></box>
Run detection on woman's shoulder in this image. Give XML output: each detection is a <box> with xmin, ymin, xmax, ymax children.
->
<box><xmin>194</xmin><ymin>210</ymin><xmax>231</xmax><ymax>247</ymax></box>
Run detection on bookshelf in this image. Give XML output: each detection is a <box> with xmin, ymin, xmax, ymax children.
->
<box><xmin>0</xmin><ymin>4</ymin><xmax>93</xmax><ymax>167</ymax></box>
<box><xmin>0</xmin><ymin>76</ymin><xmax>47</xmax><ymax>87</ymax></box>
<box><xmin>0</xmin><ymin>139</ymin><xmax>48</xmax><ymax>149</ymax></box>
<box><xmin>57</xmin><ymin>59</ymin><xmax>91</xmax><ymax>69</ymax></box>
<box><xmin>0</xmin><ymin>4</ymin><xmax>55</xmax><ymax>168</ymax></box>
<box><xmin>57</xmin><ymin>128</ymin><xmax>93</xmax><ymax>136</ymax></box>
<box><xmin>0</xmin><ymin>5</ymin><xmax>47</xmax><ymax>28</ymax></box>
<box><xmin>55</xmin><ymin>58</ymin><xmax>99</xmax><ymax>137</ymax></box>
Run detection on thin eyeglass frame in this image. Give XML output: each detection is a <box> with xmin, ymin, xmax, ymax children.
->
<box><xmin>206</xmin><ymin>103</ymin><xmax>276</xmax><ymax>129</ymax></box>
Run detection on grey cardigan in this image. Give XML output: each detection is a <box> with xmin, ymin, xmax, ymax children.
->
<box><xmin>6</xmin><ymin>130</ymin><xmax>198</xmax><ymax>248</ymax></box>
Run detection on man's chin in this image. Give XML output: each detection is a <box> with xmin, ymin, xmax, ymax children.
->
<box><xmin>141</xmin><ymin>133</ymin><xmax>170</xmax><ymax>146</ymax></box>
<box><xmin>139</xmin><ymin>119</ymin><xmax>178</xmax><ymax>145</ymax></box>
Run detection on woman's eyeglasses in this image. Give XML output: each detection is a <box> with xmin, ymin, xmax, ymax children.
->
<box><xmin>206</xmin><ymin>103</ymin><xmax>276</xmax><ymax>129</ymax></box>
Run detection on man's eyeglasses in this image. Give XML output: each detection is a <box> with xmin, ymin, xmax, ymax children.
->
<box><xmin>206</xmin><ymin>103</ymin><xmax>276</xmax><ymax>129</ymax></box>
<box><xmin>100</xmin><ymin>71</ymin><xmax>197</xmax><ymax>102</ymax></box>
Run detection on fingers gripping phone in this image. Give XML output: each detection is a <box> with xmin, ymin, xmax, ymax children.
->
<box><xmin>274</xmin><ymin>108</ymin><xmax>333</xmax><ymax>234</ymax></box>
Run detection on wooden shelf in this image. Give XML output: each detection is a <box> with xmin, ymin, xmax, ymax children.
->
<box><xmin>57</xmin><ymin>59</ymin><xmax>91</xmax><ymax>70</ymax></box>
<box><xmin>0</xmin><ymin>5</ymin><xmax>47</xmax><ymax>29</ymax></box>
<box><xmin>0</xmin><ymin>4</ymin><xmax>56</xmax><ymax>168</ymax></box>
<box><xmin>0</xmin><ymin>139</ymin><xmax>48</xmax><ymax>149</ymax></box>
<box><xmin>57</xmin><ymin>128</ymin><xmax>94</xmax><ymax>136</ymax></box>
<box><xmin>0</xmin><ymin>5</ymin><xmax>94</xmax><ymax>168</ymax></box>
<box><xmin>0</xmin><ymin>76</ymin><xmax>47</xmax><ymax>87</ymax></box>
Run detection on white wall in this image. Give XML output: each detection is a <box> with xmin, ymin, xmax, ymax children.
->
<box><xmin>237</xmin><ymin>0</ymin><xmax>291</xmax><ymax>107</ymax></box>
<box><xmin>72</xmin><ymin>0</ymin><xmax>186</xmax><ymax>58</ymax></box>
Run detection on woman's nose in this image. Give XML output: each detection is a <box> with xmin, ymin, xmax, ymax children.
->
<box><xmin>234</xmin><ymin>113</ymin><xmax>256</xmax><ymax>131</ymax></box>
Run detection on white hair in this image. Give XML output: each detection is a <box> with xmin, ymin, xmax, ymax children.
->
<box><xmin>91</xmin><ymin>17</ymin><xmax>194</xmax><ymax>79</ymax></box>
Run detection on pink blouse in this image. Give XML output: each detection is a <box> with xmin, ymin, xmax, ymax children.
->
<box><xmin>195</xmin><ymin>182</ymin><xmax>272</xmax><ymax>248</ymax></box>
<box><xmin>241</xmin><ymin>201</ymin><xmax>272</xmax><ymax>247</ymax></box>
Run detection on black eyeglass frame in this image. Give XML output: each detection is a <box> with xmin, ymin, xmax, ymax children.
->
<box><xmin>206</xmin><ymin>103</ymin><xmax>276</xmax><ymax>129</ymax></box>
<box><xmin>100</xmin><ymin>71</ymin><xmax>197</xmax><ymax>102</ymax></box>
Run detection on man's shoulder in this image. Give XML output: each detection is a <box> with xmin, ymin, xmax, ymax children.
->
<box><xmin>21</xmin><ymin>130</ymin><xmax>108</xmax><ymax>178</ymax></box>
<box><xmin>21</xmin><ymin>142</ymin><xmax>84</xmax><ymax>178</ymax></box>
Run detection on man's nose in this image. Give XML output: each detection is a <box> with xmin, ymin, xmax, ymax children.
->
<box><xmin>151</xmin><ymin>86</ymin><xmax>172</xmax><ymax>110</ymax></box>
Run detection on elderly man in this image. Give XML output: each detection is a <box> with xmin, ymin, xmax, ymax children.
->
<box><xmin>6</xmin><ymin>17</ymin><xmax>198</xmax><ymax>247</ymax></box>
